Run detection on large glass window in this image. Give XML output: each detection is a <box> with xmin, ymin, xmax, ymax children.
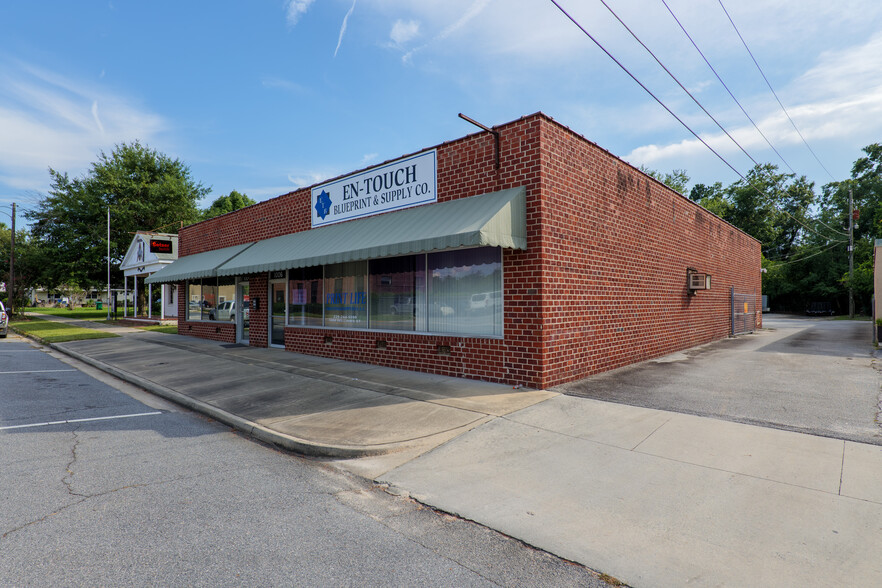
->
<box><xmin>209</xmin><ymin>247</ymin><xmax>503</xmax><ymax>335</ymax></box>
<box><xmin>201</xmin><ymin>281</ymin><xmax>218</xmax><ymax>321</ymax></box>
<box><xmin>289</xmin><ymin>267</ymin><xmax>323</xmax><ymax>326</ymax></box>
<box><xmin>428</xmin><ymin>248</ymin><xmax>502</xmax><ymax>336</ymax></box>
<box><xmin>369</xmin><ymin>256</ymin><xmax>423</xmax><ymax>331</ymax></box>
<box><xmin>187</xmin><ymin>282</ymin><xmax>202</xmax><ymax>321</ymax></box>
<box><xmin>209</xmin><ymin>277</ymin><xmax>236</xmax><ymax>321</ymax></box>
<box><xmin>324</xmin><ymin>261</ymin><xmax>368</xmax><ymax>329</ymax></box>
<box><xmin>187</xmin><ymin>277</ymin><xmax>236</xmax><ymax>321</ymax></box>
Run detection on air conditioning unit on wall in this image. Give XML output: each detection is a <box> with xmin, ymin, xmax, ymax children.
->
<box><xmin>688</xmin><ymin>271</ymin><xmax>711</xmax><ymax>293</ymax></box>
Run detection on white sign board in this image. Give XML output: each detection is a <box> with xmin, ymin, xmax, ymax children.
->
<box><xmin>311</xmin><ymin>150</ymin><xmax>437</xmax><ymax>228</ymax></box>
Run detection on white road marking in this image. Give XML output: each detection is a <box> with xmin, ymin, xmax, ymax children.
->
<box><xmin>0</xmin><ymin>411</ymin><xmax>163</xmax><ymax>431</ymax></box>
<box><xmin>0</xmin><ymin>369</ymin><xmax>78</xmax><ymax>375</ymax></box>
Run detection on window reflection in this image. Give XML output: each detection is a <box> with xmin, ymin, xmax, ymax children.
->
<box><xmin>324</xmin><ymin>261</ymin><xmax>368</xmax><ymax>329</ymax></box>
<box><xmin>369</xmin><ymin>256</ymin><xmax>422</xmax><ymax>331</ymax></box>
<box><xmin>187</xmin><ymin>247</ymin><xmax>502</xmax><ymax>336</ymax></box>
<box><xmin>187</xmin><ymin>282</ymin><xmax>202</xmax><ymax>321</ymax></box>
<box><xmin>428</xmin><ymin>248</ymin><xmax>502</xmax><ymax>336</ymax></box>
<box><xmin>289</xmin><ymin>267</ymin><xmax>323</xmax><ymax>326</ymax></box>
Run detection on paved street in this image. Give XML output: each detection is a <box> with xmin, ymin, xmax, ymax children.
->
<box><xmin>0</xmin><ymin>335</ymin><xmax>606</xmax><ymax>587</ymax></box>
<box><xmin>6</xmin><ymin>315</ymin><xmax>882</xmax><ymax>587</ymax></box>
<box><xmin>555</xmin><ymin>315</ymin><xmax>881</xmax><ymax>444</ymax></box>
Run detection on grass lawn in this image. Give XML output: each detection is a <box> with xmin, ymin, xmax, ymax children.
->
<box><xmin>135</xmin><ymin>324</ymin><xmax>178</xmax><ymax>334</ymax></box>
<box><xmin>11</xmin><ymin>317</ymin><xmax>120</xmax><ymax>343</ymax></box>
<box><xmin>24</xmin><ymin>306</ymin><xmax>134</xmax><ymax>320</ymax></box>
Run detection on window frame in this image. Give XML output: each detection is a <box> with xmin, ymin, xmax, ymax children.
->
<box><xmin>281</xmin><ymin>246</ymin><xmax>504</xmax><ymax>338</ymax></box>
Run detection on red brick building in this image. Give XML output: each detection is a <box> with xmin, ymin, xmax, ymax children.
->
<box><xmin>148</xmin><ymin>113</ymin><xmax>761</xmax><ymax>389</ymax></box>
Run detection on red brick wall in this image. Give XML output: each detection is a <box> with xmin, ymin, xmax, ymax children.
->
<box><xmin>536</xmin><ymin>120</ymin><xmax>761</xmax><ymax>386</ymax></box>
<box><xmin>247</xmin><ymin>274</ymin><xmax>269</xmax><ymax>348</ymax></box>
<box><xmin>175</xmin><ymin>113</ymin><xmax>760</xmax><ymax>388</ymax></box>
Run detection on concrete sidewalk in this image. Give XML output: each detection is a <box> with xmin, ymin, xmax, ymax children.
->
<box><xmin>379</xmin><ymin>395</ymin><xmax>882</xmax><ymax>586</ymax></box>
<box><xmin>51</xmin><ymin>330</ymin><xmax>555</xmax><ymax>466</ymax></box>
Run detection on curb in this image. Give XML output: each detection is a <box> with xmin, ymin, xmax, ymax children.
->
<box><xmin>46</xmin><ymin>340</ymin><xmax>409</xmax><ymax>459</ymax></box>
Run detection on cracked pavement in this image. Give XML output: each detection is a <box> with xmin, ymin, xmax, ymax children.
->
<box><xmin>1</xmin><ymin>336</ymin><xmax>612</xmax><ymax>586</ymax></box>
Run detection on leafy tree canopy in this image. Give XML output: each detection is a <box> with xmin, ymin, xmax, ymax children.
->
<box><xmin>0</xmin><ymin>224</ymin><xmax>51</xmax><ymax>310</ymax></box>
<box><xmin>640</xmin><ymin>166</ymin><xmax>690</xmax><ymax>195</ymax></box>
<box><xmin>26</xmin><ymin>141</ymin><xmax>208</xmax><ymax>290</ymax></box>
<box><xmin>202</xmin><ymin>190</ymin><xmax>256</xmax><ymax>220</ymax></box>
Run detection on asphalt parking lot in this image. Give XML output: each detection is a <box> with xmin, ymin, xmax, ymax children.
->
<box><xmin>554</xmin><ymin>314</ymin><xmax>882</xmax><ymax>444</ymax></box>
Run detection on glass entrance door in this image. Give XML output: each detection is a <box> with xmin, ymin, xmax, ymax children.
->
<box><xmin>236</xmin><ymin>281</ymin><xmax>250</xmax><ymax>343</ymax></box>
<box><xmin>270</xmin><ymin>279</ymin><xmax>286</xmax><ymax>347</ymax></box>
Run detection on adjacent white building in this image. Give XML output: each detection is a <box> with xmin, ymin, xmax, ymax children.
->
<box><xmin>119</xmin><ymin>232</ymin><xmax>179</xmax><ymax>319</ymax></box>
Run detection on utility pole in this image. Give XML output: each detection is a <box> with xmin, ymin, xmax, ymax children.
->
<box><xmin>9</xmin><ymin>202</ymin><xmax>14</xmax><ymax>315</ymax></box>
<box><xmin>849</xmin><ymin>188</ymin><xmax>854</xmax><ymax>319</ymax></box>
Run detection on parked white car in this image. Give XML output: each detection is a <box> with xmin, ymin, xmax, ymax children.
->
<box><xmin>209</xmin><ymin>300</ymin><xmax>250</xmax><ymax>323</ymax></box>
<box><xmin>469</xmin><ymin>291</ymin><xmax>500</xmax><ymax>312</ymax></box>
<box><xmin>0</xmin><ymin>300</ymin><xmax>8</xmax><ymax>338</ymax></box>
<box><xmin>209</xmin><ymin>300</ymin><xmax>235</xmax><ymax>321</ymax></box>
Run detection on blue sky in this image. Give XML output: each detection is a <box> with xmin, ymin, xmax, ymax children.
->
<box><xmin>2</xmin><ymin>0</ymin><xmax>881</xmax><ymax>221</ymax></box>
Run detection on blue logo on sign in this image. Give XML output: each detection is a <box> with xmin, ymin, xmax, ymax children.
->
<box><xmin>315</xmin><ymin>190</ymin><xmax>332</xmax><ymax>220</ymax></box>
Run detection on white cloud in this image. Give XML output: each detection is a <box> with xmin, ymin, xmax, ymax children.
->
<box><xmin>390</xmin><ymin>19</ymin><xmax>419</xmax><ymax>46</ymax></box>
<box><xmin>334</xmin><ymin>0</ymin><xmax>358</xmax><ymax>57</ymax></box>
<box><xmin>261</xmin><ymin>76</ymin><xmax>306</xmax><ymax>94</ymax></box>
<box><xmin>0</xmin><ymin>59</ymin><xmax>166</xmax><ymax>192</ymax></box>
<box><xmin>793</xmin><ymin>32</ymin><xmax>882</xmax><ymax>101</ymax></box>
<box><xmin>91</xmin><ymin>100</ymin><xmax>105</xmax><ymax>134</ymax></box>
<box><xmin>286</xmin><ymin>171</ymin><xmax>328</xmax><ymax>189</ymax></box>
<box><xmin>624</xmin><ymin>31</ymin><xmax>882</xmax><ymax>179</ymax></box>
<box><xmin>434</xmin><ymin>0</ymin><xmax>491</xmax><ymax>41</ymax></box>
<box><xmin>285</xmin><ymin>0</ymin><xmax>314</xmax><ymax>27</ymax></box>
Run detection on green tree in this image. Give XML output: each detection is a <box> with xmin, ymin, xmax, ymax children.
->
<box><xmin>688</xmin><ymin>164</ymin><xmax>824</xmax><ymax>312</ymax></box>
<box><xmin>816</xmin><ymin>143</ymin><xmax>882</xmax><ymax>313</ymax></box>
<box><xmin>26</xmin><ymin>141</ymin><xmax>208</xmax><ymax>294</ymax></box>
<box><xmin>723</xmin><ymin>164</ymin><xmax>816</xmax><ymax>260</ymax></box>
<box><xmin>640</xmin><ymin>166</ymin><xmax>690</xmax><ymax>195</ymax></box>
<box><xmin>0</xmin><ymin>224</ymin><xmax>52</xmax><ymax>312</ymax></box>
<box><xmin>202</xmin><ymin>190</ymin><xmax>256</xmax><ymax>220</ymax></box>
<box><xmin>689</xmin><ymin>182</ymin><xmax>730</xmax><ymax>218</ymax></box>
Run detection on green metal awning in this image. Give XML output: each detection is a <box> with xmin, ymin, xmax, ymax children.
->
<box><xmin>145</xmin><ymin>242</ymin><xmax>255</xmax><ymax>284</ymax></box>
<box><xmin>215</xmin><ymin>186</ymin><xmax>526</xmax><ymax>277</ymax></box>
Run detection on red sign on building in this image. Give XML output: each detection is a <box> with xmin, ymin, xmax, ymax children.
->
<box><xmin>149</xmin><ymin>239</ymin><xmax>173</xmax><ymax>254</ymax></box>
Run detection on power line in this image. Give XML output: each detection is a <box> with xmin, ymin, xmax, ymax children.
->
<box><xmin>547</xmin><ymin>1</ymin><xmax>742</xmax><ymax>178</ymax></box>
<box><xmin>717</xmin><ymin>0</ymin><xmax>837</xmax><ymax>182</ymax></box>
<box><xmin>764</xmin><ymin>240</ymin><xmax>845</xmax><ymax>265</ymax></box>
<box><xmin>660</xmin><ymin>0</ymin><xmax>797</xmax><ymax>176</ymax></box>
<box><xmin>595</xmin><ymin>0</ymin><xmax>845</xmax><ymax>240</ymax></box>
<box><xmin>595</xmin><ymin>0</ymin><xmax>760</xmax><ymax>169</ymax></box>
<box><xmin>548</xmin><ymin>0</ymin><xmax>846</xmax><ymax>243</ymax></box>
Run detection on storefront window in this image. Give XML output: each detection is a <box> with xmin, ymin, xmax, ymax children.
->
<box><xmin>324</xmin><ymin>261</ymin><xmax>368</xmax><ymax>329</ymax></box>
<box><xmin>428</xmin><ymin>248</ymin><xmax>502</xmax><ymax>336</ymax></box>
<box><xmin>369</xmin><ymin>256</ymin><xmax>422</xmax><ymax>331</ymax></box>
<box><xmin>186</xmin><ymin>277</ymin><xmax>236</xmax><ymax>321</ymax></box>
<box><xmin>289</xmin><ymin>267</ymin><xmax>323</xmax><ymax>326</ymax></box>
<box><xmin>250</xmin><ymin>247</ymin><xmax>501</xmax><ymax>336</ymax></box>
<box><xmin>201</xmin><ymin>281</ymin><xmax>218</xmax><ymax>321</ymax></box>
<box><xmin>209</xmin><ymin>277</ymin><xmax>236</xmax><ymax>321</ymax></box>
<box><xmin>187</xmin><ymin>281</ymin><xmax>202</xmax><ymax>321</ymax></box>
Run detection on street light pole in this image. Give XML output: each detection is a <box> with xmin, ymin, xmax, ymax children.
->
<box><xmin>107</xmin><ymin>205</ymin><xmax>111</xmax><ymax>321</ymax></box>
<box><xmin>9</xmin><ymin>202</ymin><xmax>14</xmax><ymax>315</ymax></box>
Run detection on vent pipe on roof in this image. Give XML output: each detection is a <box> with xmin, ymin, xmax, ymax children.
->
<box><xmin>459</xmin><ymin>113</ymin><xmax>500</xmax><ymax>170</ymax></box>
